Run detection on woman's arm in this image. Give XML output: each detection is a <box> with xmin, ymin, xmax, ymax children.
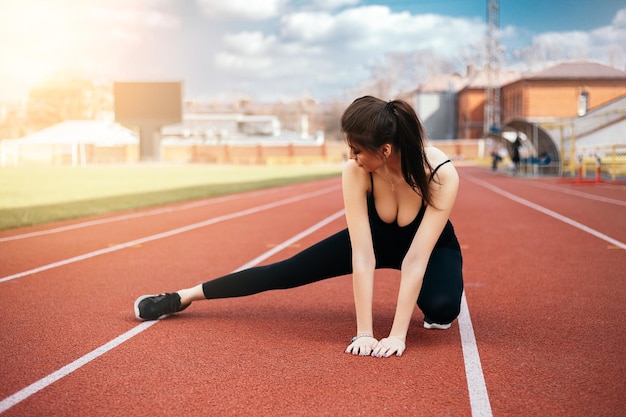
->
<box><xmin>374</xmin><ymin>148</ymin><xmax>460</xmax><ymax>357</ymax></box>
<box><xmin>342</xmin><ymin>160</ymin><xmax>378</xmax><ymax>356</ymax></box>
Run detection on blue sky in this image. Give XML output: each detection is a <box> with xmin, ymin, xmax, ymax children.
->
<box><xmin>372</xmin><ymin>0</ymin><xmax>623</xmax><ymax>31</ymax></box>
<box><xmin>0</xmin><ymin>0</ymin><xmax>625</xmax><ymax>103</ymax></box>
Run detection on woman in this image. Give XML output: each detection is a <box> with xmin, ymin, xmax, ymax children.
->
<box><xmin>134</xmin><ymin>96</ymin><xmax>463</xmax><ymax>358</ymax></box>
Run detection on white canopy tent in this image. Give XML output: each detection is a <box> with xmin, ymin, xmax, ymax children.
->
<box><xmin>1</xmin><ymin>120</ymin><xmax>138</xmax><ymax>166</ymax></box>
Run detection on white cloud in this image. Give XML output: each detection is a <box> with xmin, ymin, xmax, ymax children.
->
<box><xmin>197</xmin><ymin>0</ymin><xmax>287</xmax><ymax>20</ymax></box>
<box><xmin>613</xmin><ymin>8</ymin><xmax>626</xmax><ymax>27</ymax></box>
<box><xmin>280</xmin><ymin>12</ymin><xmax>336</xmax><ymax>42</ymax></box>
<box><xmin>533</xmin><ymin>31</ymin><xmax>591</xmax><ymax>59</ymax></box>
<box><xmin>1</xmin><ymin>1</ymin><xmax>625</xmax><ymax>102</ymax></box>
<box><xmin>215</xmin><ymin>53</ymin><xmax>274</xmax><ymax>73</ymax></box>
<box><xmin>308</xmin><ymin>0</ymin><xmax>360</xmax><ymax>10</ymax></box>
<box><xmin>223</xmin><ymin>31</ymin><xmax>277</xmax><ymax>55</ymax></box>
<box><xmin>281</xmin><ymin>6</ymin><xmax>483</xmax><ymax>54</ymax></box>
<box><xmin>210</xmin><ymin>5</ymin><xmax>488</xmax><ymax>100</ymax></box>
<box><xmin>517</xmin><ymin>8</ymin><xmax>626</xmax><ymax>70</ymax></box>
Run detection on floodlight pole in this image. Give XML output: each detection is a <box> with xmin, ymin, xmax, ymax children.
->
<box><xmin>484</xmin><ymin>0</ymin><xmax>501</xmax><ymax>135</ymax></box>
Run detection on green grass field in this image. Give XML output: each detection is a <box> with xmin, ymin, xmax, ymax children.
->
<box><xmin>0</xmin><ymin>164</ymin><xmax>342</xmax><ymax>231</ymax></box>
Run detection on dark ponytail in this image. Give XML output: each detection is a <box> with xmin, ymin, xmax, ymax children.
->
<box><xmin>341</xmin><ymin>96</ymin><xmax>434</xmax><ymax>205</ymax></box>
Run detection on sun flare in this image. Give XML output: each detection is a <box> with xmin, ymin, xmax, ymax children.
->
<box><xmin>0</xmin><ymin>0</ymin><xmax>157</xmax><ymax>100</ymax></box>
<box><xmin>0</xmin><ymin>1</ymin><xmax>81</xmax><ymax>89</ymax></box>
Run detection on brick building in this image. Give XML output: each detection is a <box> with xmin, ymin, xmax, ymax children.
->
<box><xmin>499</xmin><ymin>62</ymin><xmax>626</xmax><ymax>175</ymax></box>
<box><xmin>457</xmin><ymin>67</ymin><xmax>519</xmax><ymax>139</ymax></box>
<box><xmin>410</xmin><ymin>61</ymin><xmax>626</xmax><ymax>141</ymax></box>
<box><xmin>501</xmin><ymin>61</ymin><xmax>626</xmax><ymax>121</ymax></box>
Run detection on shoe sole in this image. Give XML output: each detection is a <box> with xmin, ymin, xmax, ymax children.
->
<box><xmin>423</xmin><ymin>321</ymin><xmax>451</xmax><ymax>330</ymax></box>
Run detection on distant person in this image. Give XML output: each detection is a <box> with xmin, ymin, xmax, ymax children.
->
<box><xmin>134</xmin><ymin>96</ymin><xmax>464</xmax><ymax>358</ymax></box>
<box><xmin>511</xmin><ymin>136</ymin><xmax>522</xmax><ymax>173</ymax></box>
<box><xmin>491</xmin><ymin>145</ymin><xmax>503</xmax><ymax>171</ymax></box>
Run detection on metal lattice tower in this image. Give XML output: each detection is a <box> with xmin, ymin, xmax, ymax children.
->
<box><xmin>484</xmin><ymin>0</ymin><xmax>501</xmax><ymax>135</ymax></box>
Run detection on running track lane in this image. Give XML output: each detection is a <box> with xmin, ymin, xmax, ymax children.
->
<box><xmin>455</xmin><ymin>167</ymin><xmax>625</xmax><ymax>416</ymax></box>
<box><xmin>0</xmin><ymin>167</ymin><xmax>624</xmax><ymax>416</ymax></box>
<box><xmin>0</xmin><ymin>176</ymin><xmax>477</xmax><ymax>416</ymax></box>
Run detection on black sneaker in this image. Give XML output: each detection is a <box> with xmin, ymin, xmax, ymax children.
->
<box><xmin>134</xmin><ymin>293</ymin><xmax>190</xmax><ymax>321</ymax></box>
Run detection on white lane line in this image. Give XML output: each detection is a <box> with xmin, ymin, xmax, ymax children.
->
<box><xmin>521</xmin><ymin>181</ymin><xmax>626</xmax><ymax>207</ymax></box>
<box><xmin>0</xmin><ymin>321</ymin><xmax>157</xmax><ymax>414</ymax></box>
<box><xmin>0</xmin><ymin>209</ymin><xmax>346</xmax><ymax>414</ymax></box>
<box><xmin>0</xmin><ymin>185</ymin><xmax>341</xmax><ymax>284</ymax></box>
<box><xmin>464</xmin><ymin>175</ymin><xmax>626</xmax><ymax>250</ymax></box>
<box><xmin>0</xmin><ymin>183</ymin><xmax>307</xmax><ymax>243</ymax></box>
<box><xmin>459</xmin><ymin>292</ymin><xmax>493</xmax><ymax>417</ymax></box>
<box><xmin>457</xmin><ymin>171</ymin><xmax>625</xmax><ymax>417</ymax></box>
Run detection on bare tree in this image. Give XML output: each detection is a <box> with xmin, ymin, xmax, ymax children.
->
<box><xmin>358</xmin><ymin>50</ymin><xmax>463</xmax><ymax>99</ymax></box>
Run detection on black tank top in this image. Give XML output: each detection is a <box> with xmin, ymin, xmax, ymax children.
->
<box><xmin>366</xmin><ymin>160</ymin><xmax>460</xmax><ymax>267</ymax></box>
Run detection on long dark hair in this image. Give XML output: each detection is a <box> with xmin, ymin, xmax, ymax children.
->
<box><xmin>341</xmin><ymin>96</ymin><xmax>434</xmax><ymax>205</ymax></box>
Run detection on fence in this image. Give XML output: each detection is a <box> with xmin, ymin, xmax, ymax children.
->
<box><xmin>0</xmin><ymin>139</ymin><xmax>485</xmax><ymax>166</ymax></box>
<box><xmin>6</xmin><ymin>138</ymin><xmax>622</xmax><ymax>180</ymax></box>
<box><xmin>562</xmin><ymin>144</ymin><xmax>626</xmax><ymax>181</ymax></box>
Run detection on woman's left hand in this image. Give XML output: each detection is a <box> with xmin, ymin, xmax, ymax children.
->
<box><xmin>345</xmin><ymin>335</ymin><xmax>378</xmax><ymax>356</ymax></box>
<box><xmin>372</xmin><ymin>336</ymin><xmax>406</xmax><ymax>357</ymax></box>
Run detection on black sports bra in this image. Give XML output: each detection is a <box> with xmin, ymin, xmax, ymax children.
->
<box><xmin>367</xmin><ymin>159</ymin><xmax>451</xmax><ymax>233</ymax></box>
<box><xmin>429</xmin><ymin>159</ymin><xmax>452</xmax><ymax>181</ymax></box>
<box><xmin>366</xmin><ymin>159</ymin><xmax>458</xmax><ymax>251</ymax></box>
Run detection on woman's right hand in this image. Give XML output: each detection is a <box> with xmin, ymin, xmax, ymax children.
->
<box><xmin>345</xmin><ymin>335</ymin><xmax>378</xmax><ymax>356</ymax></box>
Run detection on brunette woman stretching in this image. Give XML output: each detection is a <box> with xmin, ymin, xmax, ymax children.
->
<box><xmin>134</xmin><ymin>96</ymin><xmax>463</xmax><ymax>358</ymax></box>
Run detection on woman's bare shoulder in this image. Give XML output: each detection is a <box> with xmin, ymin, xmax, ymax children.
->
<box><xmin>343</xmin><ymin>159</ymin><xmax>367</xmax><ymax>178</ymax></box>
<box><xmin>342</xmin><ymin>159</ymin><xmax>359</xmax><ymax>173</ymax></box>
<box><xmin>425</xmin><ymin>146</ymin><xmax>450</xmax><ymax>166</ymax></box>
<box><xmin>425</xmin><ymin>146</ymin><xmax>458</xmax><ymax>182</ymax></box>
<box><xmin>342</xmin><ymin>160</ymin><xmax>370</xmax><ymax>192</ymax></box>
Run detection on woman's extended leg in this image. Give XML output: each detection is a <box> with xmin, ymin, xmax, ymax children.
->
<box><xmin>201</xmin><ymin>229</ymin><xmax>352</xmax><ymax>299</ymax></box>
<box><xmin>135</xmin><ymin>229</ymin><xmax>353</xmax><ymax>320</ymax></box>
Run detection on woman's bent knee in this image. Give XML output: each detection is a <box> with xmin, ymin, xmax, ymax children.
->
<box><xmin>419</xmin><ymin>295</ymin><xmax>461</xmax><ymax>324</ymax></box>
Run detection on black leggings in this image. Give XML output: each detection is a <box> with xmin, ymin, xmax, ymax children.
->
<box><xmin>202</xmin><ymin>229</ymin><xmax>463</xmax><ymax>324</ymax></box>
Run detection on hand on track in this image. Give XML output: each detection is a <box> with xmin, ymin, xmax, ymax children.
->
<box><xmin>345</xmin><ymin>336</ymin><xmax>378</xmax><ymax>356</ymax></box>
<box><xmin>371</xmin><ymin>336</ymin><xmax>406</xmax><ymax>358</ymax></box>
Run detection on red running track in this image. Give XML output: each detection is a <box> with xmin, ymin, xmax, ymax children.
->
<box><xmin>0</xmin><ymin>166</ymin><xmax>624</xmax><ymax>417</ymax></box>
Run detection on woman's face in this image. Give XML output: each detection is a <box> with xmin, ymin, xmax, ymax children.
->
<box><xmin>348</xmin><ymin>143</ymin><xmax>384</xmax><ymax>172</ymax></box>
